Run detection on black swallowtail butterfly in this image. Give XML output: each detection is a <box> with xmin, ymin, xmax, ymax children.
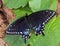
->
<box><xmin>6</xmin><ymin>10</ymin><xmax>57</xmax><ymax>43</ymax></box>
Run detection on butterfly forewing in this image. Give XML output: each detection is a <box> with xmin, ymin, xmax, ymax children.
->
<box><xmin>28</xmin><ymin>10</ymin><xmax>56</xmax><ymax>26</ymax></box>
<box><xmin>6</xmin><ymin>16</ymin><xmax>30</xmax><ymax>35</ymax></box>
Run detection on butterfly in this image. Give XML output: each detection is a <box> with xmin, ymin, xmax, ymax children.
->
<box><xmin>6</xmin><ymin>10</ymin><xmax>57</xmax><ymax>43</ymax></box>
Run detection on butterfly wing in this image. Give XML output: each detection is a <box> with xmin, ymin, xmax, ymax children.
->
<box><xmin>29</xmin><ymin>10</ymin><xmax>56</xmax><ymax>26</ymax></box>
<box><xmin>28</xmin><ymin>10</ymin><xmax>56</xmax><ymax>36</ymax></box>
<box><xmin>6</xmin><ymin>16</ymin><xmax>30</xmax><ymax>36</ymax></box>
<box><xmin>6</xmin><ymin>16</ymin><xmax>31</xmax><ymax>43</ymax></box>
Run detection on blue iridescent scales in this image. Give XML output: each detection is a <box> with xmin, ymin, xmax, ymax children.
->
<box><xmin>6</xmin><ymin>10</ymin><xmax>57</xmax><ymax>43</ymax></box>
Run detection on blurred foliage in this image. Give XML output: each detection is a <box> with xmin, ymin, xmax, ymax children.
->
<box><xmin>3</xmin><ymin>0</ymin><xmax>29</xmax><ymax>9</ymax></box>
<box><xmin>3</xmin><ymin>0</ymin><xmax>60</xmax><ymax>46</ymax></box>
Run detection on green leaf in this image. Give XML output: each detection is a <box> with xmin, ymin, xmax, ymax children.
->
<box><xmin>49</xmin><ymin>0</ymin><xmax>57</xmax><ymax>10</ymax></box>
<box><xmin>4</xmin><ymin>0</ymin><xmax>28</xmax><ymax>9</ymax></box>
<box><xmin>29</xmin><ymin>0</ymin><xmax>57</xmax><ymax>12</ymax></box>
<box><xmin>29</xmin><ymin>0</ymin><xmax>41</xmax><ymax>12</ymax></box>
<box><xmin>13</xmin><ymin>7</ymin><xmax>32</xmax><ymax>19</ymax></box>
